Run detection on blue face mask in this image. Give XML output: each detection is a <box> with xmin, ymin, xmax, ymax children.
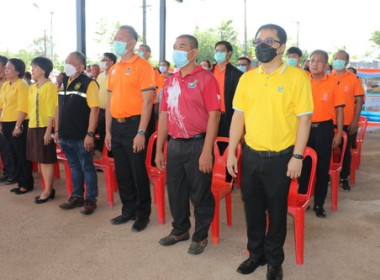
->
<box><xmin>113</xmin><ymin>41</ymin><xmax>127</xmax><ymax>57</ymax></box>
<box><xmin>333</xmin><ymin>59</ymin><xmax>346</xmax><ymax>70</ymax></box>
<box><xmin>137</xmin><ymin>51</ymin><xmax>144</xmax><ymax>58</ymax></box>
<box><xmin>159</xmin><ymin>66</ymin><xmax>167</xmax><ymax>73</ymax></box>
<box><xmin>172</xmin><ymin>50</ymin><xmax>190</xmax><ymax>68</ymax></box>
<box><xmin>325</xmin><ymin>70</ymin><xmax>331</xmax><ymax>74</ymax></box>
<box><xmin>237</xmin><ymin>65</ymin><xmax>246</xmax><ymax>73</ymax></box>
<box><xmin>286</xmin><ymin>58</ymin><xmax>298</xmax><ymax>67</ymax></box>
<box><xmin>214</xmin><ymin>52</ymin><xmax>227</xmax><ymax>63</ymax></box>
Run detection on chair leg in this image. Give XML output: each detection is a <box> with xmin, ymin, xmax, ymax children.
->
<box><xmin>225</xmin><ymin>193</ymin><xmax>232</xmax><ymax>226</ymax></box>
<box><xmin>54</xmin><ymin>162</ymin><xmax>60</xmax><ymax>179</ymax></box>
<box><xmin>331</xmin><ymin>172</ymin><xmax>338</xmax><ymax>211</ymax></box>
<box><xmin>62</xmin><ymin>161</ymin><xmax>73</xmax><ymax>197</ymax></box>
<box><xmin>350</xmin><ymin>157</ymin><xmax>356</xmax><ymax>185</ymax></box>
<box><xmin>104</xmin><ymin>167</ymin><xmax>114</xmax><ymax>208</ymax></box>
<box><xmin>155</xmin><ymin>178</ymin><xmax>166</xmax><ymax>225</ymax></box>
<box><xmin>211</xmin><ymin>196</ymin><xmax>220</xmax><ymax>244</ymax></box>
<box><xmin>293</xmin><ymin>210</ymin><xmax>305</xmax><ymax>265</ymax></box>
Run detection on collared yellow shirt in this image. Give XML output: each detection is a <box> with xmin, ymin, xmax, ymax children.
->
<box><xmin>0</xmin><ymin>79</ymin><xmax>29</xmax><ymax>122</ymax></box>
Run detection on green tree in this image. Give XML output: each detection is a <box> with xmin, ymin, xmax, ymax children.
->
<box><xmin>193</xmin><ymin>26</ymin><xmax>219</xmax><ymax>64</ymax></box>
<box><xmin>215</xmin><ymin>20</ymin><xmax>242</xmax><ymax>64</ymax></box>
<box><xmin>370</xmin><ymin>31</ymin><xmax>380</xmax><ymax>47</ymax></box>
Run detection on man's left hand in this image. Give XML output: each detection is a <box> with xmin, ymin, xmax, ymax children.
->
<box><xmin>84</xmin><ymin>135</ymin><xmax>94</xmax><ymax>151</ymax></box>
<box><xmin>287</xmin><ymin>157</ymin><xmax>303</xmax><ymax>179</ymax></box>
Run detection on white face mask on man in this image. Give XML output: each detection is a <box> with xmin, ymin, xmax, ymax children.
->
<box><xmin>64</xmin><ymin>64</ymin><xmax>77</xmax><ymax>77</ymax></box>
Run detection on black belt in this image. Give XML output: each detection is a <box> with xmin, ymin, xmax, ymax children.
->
<box><xmin>311</xmin><ymin>119</ymin><xmax>333</xmax><ymax>128</ymax></box>
<box><xmin>113</xmin><ymin>115</ymin><xmax>141</xmax><ymax>123</ymax></box>
<box><xmin>173</xmin><ymin>133</ymin><xmax>206</xmax><ymax>142</ymax></box>
<box><xmin>247</xmin><ymin>145</ymin><xmax>293</xmax><ymax>158</ymax></box>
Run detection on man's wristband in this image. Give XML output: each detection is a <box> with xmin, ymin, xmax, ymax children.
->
<box><xmin>137</xmin><ymin>130</ymin><xmax>146</xmax><ymax>136</ymax></box>
<box><xmin>292</xmin><ymin>153</ymin><xmax>303</xmax><ymax>160</ymax></box>
<box><xmin>87</xmin><ymin>131</ymin><xmax>95</xmax><ymax>138</ymax></box>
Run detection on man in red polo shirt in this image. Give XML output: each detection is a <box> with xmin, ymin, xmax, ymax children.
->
<box><xmin>330</xmin><ymin>50</ymin><xmax>365</xmax><ymax>191</ymax></box>
<box><xmin>155</xmin><ymin>34</ymin><xmax>220</xmax><ymax>255</ymax></box>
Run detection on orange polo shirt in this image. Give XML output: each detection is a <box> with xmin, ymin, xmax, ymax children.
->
<box><xmin>213</xmin><ymin>63</ymin><xmax>226</xmax><ymax>112</ymax></box>
<box><xmin>330</xmin><ymin>71</ymin><xmax>364</xmax><ymax>125</ymax></box>
<box><xmin>309</xmin><ymin>73</ymin><xmax>345</xmax><ymax>123</ymax></box>
<box><xmin>108</xmin><ymin>54</ymin><xmax>156</xmax><ymax>118</ymax></box>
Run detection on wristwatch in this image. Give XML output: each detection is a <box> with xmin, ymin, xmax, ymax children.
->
<box><xmin>87</xmin><ymin>131</ymin><xmax>95</xmax><ymax>138</ymax></box>
<box><xmin>292</xmin><ymin>153</ymin><xmax>303</xmax><ymax>160</ymax></box>
<box><xmin>15</xmin><ymin>125</ymin><xmax>23</xmax><ymax>132</ymax></box>
<box><xmin>137</xmin><ymin>130</ymin><xmax>146</xmax><ymax>136</ymax></box>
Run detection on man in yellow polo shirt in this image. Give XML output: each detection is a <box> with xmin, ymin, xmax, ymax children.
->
<box><xmin>106</xmin><ymin>25</ymin><xmax>156</xmax><ymax>232</ymax></box>
<box><xmin>227</xmin><ymin>24</ymin><xmax>313</xmax><ymax>280</ymax></box>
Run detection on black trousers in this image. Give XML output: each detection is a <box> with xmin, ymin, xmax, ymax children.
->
<box><xmin>241</xmin><ymin>145</ymin><xmax>292</xmax><ymax>265</ymax></box>
<box><xmin>2</xmin><ymin>121</ymin><xmax>34</xmax><ymax>189</ymax></box>
<box><xmin>299</xmin><ymin>121</ymin><xmax>333</xmax><ymax>207</ymax></box>
<box><xmin>340</xmin><ymin>125</ymin><xmax>353</xmax><ymax>179</ymax></box>
<box><xmin>0</xmin><ymin>132</ymin><xmax>15</xmax><ymax>178</ymax></box>
<box><xmin>166</xmin><ymin>138</ymin><xmax>215</xmax><ymax>242</ymax></box>
<box><xmin>95</xmin><ymin>108</ymin><xmax>106</xmax><ymax>152</ymax></box>
<box><xmin>111</xmin><ymin>117</ymin><xmax>151</xmax><ymax>220</ymax></box>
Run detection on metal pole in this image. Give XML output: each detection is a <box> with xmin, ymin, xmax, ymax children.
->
<box><xmin>50</xmin><ymin>11</ymin><xmax>54</xmax><ymax>58</ymax></box>
<box><xmin>296</xmin><ymin>21</ymin><xmax>300</xmax><ymax>47</ymax></box>
<box><xmin>143</xmin><ymin>0</ymin><xmax>147</xmax><ymax>44</ymax></box>
<box><xmin>76</xmin><ymin>0</ymin><xmax>86</xmax><ymax>55</ymax></box>
<box><xmin>244</xmin><ymin>0</ymin><xmax>247</xmax><ymax>56</ymax></box>
<box><xmin>159</xmin><ymin>0</ymin><xmax>166</xmax><ymax>61</ymax></box>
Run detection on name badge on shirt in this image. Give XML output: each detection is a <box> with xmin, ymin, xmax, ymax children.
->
<box><xmin>188</xmin><ymin>79</ymin><xmax>199</xmax><ymax>88</ymax></box>
<box><xmin>125</xmin><ymin>67</ymin><xmax>132</xmax><ymax>75</ymax></box>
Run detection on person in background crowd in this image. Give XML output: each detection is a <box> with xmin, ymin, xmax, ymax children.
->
<box><xmin>55</xmin><ymin>72</ymin><xmax>66</xmax><ymax>90</ymax></box>
<box><xmin>298</xmin><ymin>50</ymin><xmax>344</xmax><ymax>218</ymax></box>
<box><xmin>237</xmin><ymin>57</ymin><xmax>252</xmax><ymax>73</ymax></box>
<box><xmin>159</xmin><ymin>60</ymin><xmax>172</xmax><ymax>79</ymax></box>
<box><xmin>24</xmin><ymin>71</ymin><xmax>32</xmax><ymax>86</ymax></box>
<box><xmin>286</xmin><ymin>46</ymin><xmax>303</xmax><ymax>68</ymax></box>
<box><xmin>347</xmin><ymin>67</ymin><xmax>357</xmax><ymax>74</ymax></box>
<box><xmin>27</xmin><ymin>56</ymin><xmax>58</xmax><ymax>204</ymax></box>
<box><xmin>325</xmin><ymin>63</ymin><xmax>333</xmax><ymax>74</ymax></box>
<box><xmin>213</xmin><ymin>40</ymin><xmax>242</xmax><ymax>137</ymax></box>
<box><xmin>0</xmin><ymin>55</ymin><xmax>14</xmax><ymax>185</ymax></box>
<box><xmin>91</xmin><ymin>64</ymin><xmax>100</xmax><ymax>80</ymax></box>
<box><xmin>200</xmin><ymin>59</ymin><xmax>212</xmax><ymax>71</ymax></box>
<box><xmin>330</xmin><ymin>50</ymin><xmax>365</xmax><ymax>191</ymax></box>
<box><xmin>95</xmin><ymin>52</ymin><xmax>117</xmax><ymax>154</ymax></box>
<box><xmin>156</xmin><ymin>34</ymin><xmax>220</xmax><ymax>255</ymax></box>
<box><xmin>303</xmin><ymin>59</ymin><xmax>310</xmax><ymax>72</ymax></box>
<box><xmin>85</xmin><ymin>65</ymin><xmax>92</xmax><ymax>78</ymax></box>
<box><xmin>56</xmin><ymin>51</ymin><xmax>99</xmax><ymax>215</ymax></box>
<box><xmin>227</xmin><ymin>24</ymin><xmax>313</xmax><ymax>280</ymax></box>
<box><xmin>106</xmin><ymin>25</ymin><xmax>155</xmax><ymax>232</ymax></box>
<box><xmin>0</xmin><ymin>58</ymin><xmax>34</xmax><ymax>194</ymax></box>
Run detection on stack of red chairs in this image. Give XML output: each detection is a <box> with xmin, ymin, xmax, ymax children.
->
<box><xmin>287</xmin><ymin>146</ymin><xmax>317</xmax><ymax>265</ymax></box>
<box><xmin>210</xmin><ymin>137</ymin><xmax>242</xmax><ymax>244</ymax></box>
<box><xmin>329</xmin><ymin>130</ymin><xmax>348</xmax><ymax>211</ymax></box>
<box><xmin>56</xmin><ymin>145</ymin><xmax>74</xmax><ymax>197</ymax></box>
<box><xmin>350</xmin><ymin>116</ymin><xmax>368</xmax><ymax>184</ymax></box>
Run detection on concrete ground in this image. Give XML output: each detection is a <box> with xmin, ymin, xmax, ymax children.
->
<box><xmin>1</xmin><ymin>130</ymin><xmax>380</xmax><ymax>280</ymax></box>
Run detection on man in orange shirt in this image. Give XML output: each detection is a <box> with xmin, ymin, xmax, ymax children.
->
<box><xmin>213</xmin><ymin>41</ymin><xmax>242</xmax><ymax>137</ymax></box>
<box><xmin>106</xmin><ymin>25</ymin><xmax>156</xmax><ymax>232</ymax></box>
<box><xmin>330</xmin><ymin>50</ymin><xmax>365</xmax><ymax>191</ymax></box>
<box><xmin>299</xmin><ymin>50</ymin><xmax>344</xmax><ymax>218</ymax></box>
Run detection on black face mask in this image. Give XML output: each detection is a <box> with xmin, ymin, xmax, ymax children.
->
<box><xmin>255</xmin><ymin>44</ymin><xmax>278</xmax><ymax>63</ymax></box>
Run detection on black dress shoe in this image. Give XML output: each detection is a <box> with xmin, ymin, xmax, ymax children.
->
<box><xmin>15</xmin><ymin>188</ymin><xmax>33</xmax><ymax>195</ymax></box>
<box><xmin>35</xmin><ymin>189</ymin><xmax>56</xmax><ymax>204</ymax></box>
<box><xmin>131</xmin><ymin>218</ymin><xmax>149</xmax><ymax>232</ymax></box>
<box><xmin>110</xmin><ymin>214</ymin><xmax>135</xmax><ymax>225</ymax></box>
<box><xmin>237</xmin><ymin>257</ymin><xmax>267</xmax><ymax>275</ymax></box>
<box><xmin>267</xmin><ymin>264</ymin><xmax>283</xmax><ymax>280</ymax></box>
<box><xmin>10</xmin><ymin>187</ymin><xmax>20</xmax><ymax>193</ymax></box>
<box><xmin>314</xmin><ymin>206</ymin><xmax>326</xmax><ymax>218</ymax></box>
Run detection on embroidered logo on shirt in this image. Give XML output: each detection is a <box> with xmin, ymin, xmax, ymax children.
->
<box><xmin>278</xmin><ymin>86</ymin><xmax>284</xmax><ymax>92</ymax></box>
<box><xmin>74</xmin><ymin>83</ymin><xmax>81</xmax><ymax>90</ymax></box>
<box><xmin>322</xmin><ymin>92</ymin><xmax>329</xmax><ymax>100</ymax></box>
<box><xmin>188</xmin><ymin>79</ymin><xmax>199</xmax><ymax>88</ymax></box>
<box><xmin>125</xmin><ymin>67</ymin><xmax>132</xmax><ymax>75</ymax></box>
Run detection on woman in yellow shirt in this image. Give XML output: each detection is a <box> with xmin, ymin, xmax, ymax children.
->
<box><xmin>27</xmin><ymin>57</ymin><xmax>58</xmax><ymax>203</ymax></box>
<box><xmin>0</xmin><ymin>58</ymin><xmax>34</xmax><ymax>194</ymax></box>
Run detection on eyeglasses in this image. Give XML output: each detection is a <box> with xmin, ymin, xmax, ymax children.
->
<box><xmin>237</xmin><ymin>64</ymin><xmax>248</xmax><ymax>67</ymax></box>
<box><xmin>253</xmin><ymin>38</ymin><xmax>281</xmax><ymax>47</ymax></box>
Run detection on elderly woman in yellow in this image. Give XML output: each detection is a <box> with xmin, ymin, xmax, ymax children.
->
<box><xmin>0</xmin><ymin>58</ymin><xmax>34</xmax><ymax>194</ymax></box>
<box><xmin>27</xmin><ymin>57</ymin><xmax>58</xmax><ymax>203</ymax></box>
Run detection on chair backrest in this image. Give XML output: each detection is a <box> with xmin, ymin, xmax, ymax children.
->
<box><xmin>331</xmin><ymin>130</ymin><xmax>348</xmax><ymax>166</ymax></box>
<box><xmin>145</xmin><ymin>131</ymin><xmax>168</xmax><ymax>171</ymax></box>
<box><xmin>358</xmin><ymin>116</ymin><xmax>368</xmax><ymax>143</ymax></box>
<box><xmin>212</xmin><ymin>137</ymin><xmax>242</xmax><ymax>183</ymax></box>
<box><xmin>289</xmin><ymin>146</ymin><xmax>318</xmax><ymax>201</ymax></box>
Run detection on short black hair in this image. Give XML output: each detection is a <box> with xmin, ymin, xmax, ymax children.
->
<box><xmin>255</xmin><ymin>23</ymin><xmax>287</xmax><ymax>44</ymax></box>
<box><xmin>9</xmin><ymin>58</ymin><xmax>26</xmax><ymax>78</ymax></box>
<box><xmin>201</xmin><ymin>59</ymin><xmax>212</xmax><ymax>69</ymax></box>
<box><xmin>310</xmin><ymin>50</ymin><xmax>329</xmax><ymax>63</ymax></box>
<box><xmin>139</xmin><ymin>44</ymin><xmax>151</xmax><ymax>53</ymax></box>
<box><xmin>335</xmin><ymin>50</ymin><xmax>350</xmax><ymax>61</ymax></box>
<box><xmin>0</xmin><ymin>55</ymin><xmax>8</xmax><ymax>66</ymax></box>
<box><xmin>215</xmin><ymin>41</ymin><xmax>233</xmax><ymax>53</ymax></box>
<box><xmin>177</xmin><ymin>34</ymin><xmax>198</xmax><ymax>49</ymax></box>
<box><xmin>103</xmin><ymin>52</ymin><xmax>117</xmax><ymax>64</ymax></box>
<box><xmin>31</xmin><ymin>56</ymin><xmax>53</xmax><ymax>78</ymax></box>
<box><xmin>286</xmin><ymin>46</ymin><xmax>302</xmax><ymax>57</ymax></box>
<box><xmin>347</xmin><ymin>67</ymin><xmax>357</xmax><ymax>74</ymax></box>
<box><xmin>238</xmin><ymin>57</ymin><xmax>251</xmax><ymax>64</ymax></box>
<box><xmin>161</xmin><ymin>60</ymin><xmax>170</xmax><ymax>67</ymax></box>
<box><xmin>24</xmin><ymin>71</ymin><xmax>32</xmax><ymax>80</ymax></box>
<box><xmin>120</xmin><ymin>25</ymin><xmax>138</xmax><ymax>41</ymax></box>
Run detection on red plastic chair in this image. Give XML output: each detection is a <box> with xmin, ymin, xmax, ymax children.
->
<box><xmin>350</xmin><ymin>117</ymin><xmax>368</xmax><ymax>184</ymax></box>
<box><xmin>210</xmin><ymin>137</ymin><xmax>242</xmax><ymax>244</ymax></box>
<box><xmin>93</xmin><ymin>145</ymin><xmax>117</xmax><ymax>208</ymax></box>
<box><xmin>329</xmin><ymin>130</ymin><xmax>348</xmax><ymax>211</ymax></box>
<box><xmin>145</xmin><ymin>131</ymin><xmax>168</xmax><ymax>225</ymax></box>
<box><xmin>287</xmin><ymin>146</ymin><xmax>317</xmax><ymax>265</ymax></box>
<box><xmin>56</xmin><ymin>146</ymin><xmax>74</xmax><ymax>197</ymax></box>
